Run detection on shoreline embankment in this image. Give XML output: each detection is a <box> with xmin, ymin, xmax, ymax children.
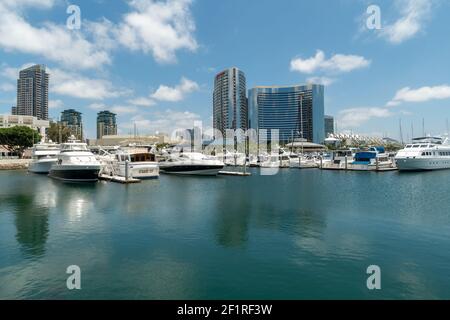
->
<box><xmin>0</xmin><ymin>159</ymin><xmax>31</xmax><ymax>170</ymax></box>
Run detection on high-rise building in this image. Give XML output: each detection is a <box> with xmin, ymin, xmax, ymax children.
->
<box><xmin>11</xmin><ymin>106</ymin><xmax>17</xmax><ymax>115</ymax></box>
<box><xmin>97</xmin><ymin>111</ymin><xmax>117</xmax><ymax>139</ymax></box>
<box><xmin>248</xmin><ymin>84</ymin><xmax>325</xmax><ymax>144</ymax></box>
<box><xmin>16</xmin><ymin>64</ymin><xmax>49</xmax><ymax>120</ymax></box>
<box><xmin>324</xmin><ymin>115</ymin><xmax>335</xmax><ymax>137</ymax></box>
<box><xmin>213</xmin><ymin>67</ymin><xmax>248</xmax><ymax>135</ymax></box>
<box><xmin>61</xmin><ymin>109</ymin><xmax>83</xmax><ymax>140</ymax></box>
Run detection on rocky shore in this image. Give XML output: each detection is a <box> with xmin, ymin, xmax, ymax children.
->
<box><xmin>0</xmin><ymin>159</ymin><xmax>31</xmax><ymax>170</ymax></box>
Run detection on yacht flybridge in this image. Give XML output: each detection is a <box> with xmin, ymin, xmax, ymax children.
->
<box><xmin>49</xmin><ymin>138</ymin><xmax>102</xmax><ymax>182</ymax></box>
<box><xmin>395</xmin><ymin>137</ymin><xmax>450</xmax><ymax>171</ymax></box>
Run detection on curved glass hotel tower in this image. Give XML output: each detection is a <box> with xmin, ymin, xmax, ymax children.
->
<box><xmin>248</xmin><ymin>84</ymin><xmax>325</xmax><ymax>144</ymax></box>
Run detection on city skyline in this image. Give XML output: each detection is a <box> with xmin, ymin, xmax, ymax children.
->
<box><xmin>1</xmin><ymin>0</ymin><xmax>450</xmax><ymax>140</ymax></box>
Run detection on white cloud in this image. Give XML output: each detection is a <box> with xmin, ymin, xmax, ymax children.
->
<box><xmin>0</xmin><ymin>82</ymin><xmax>15</xmax><ymax>92</ymax></box>
<box><xmin>1</xmin><ymin>0</ymin><xmax>56</xmax><ymax>9</ymax></box>
<box><xmin>122</xmin><ymin>110</ymin><xmax>202</xmax><ymax>134</ymax></box>
<box><xmin>381</xmin><ymin>0</ymin><xmax>432</xmax><ymax>44</ymax></box>
<box><xmin>339</xmin><ymin>107</ymin><xmax>393</xmax><ymax>128</ymax></box>
<box><xmin>151</xmin><ymin>77</ymin><xmax>199</xmax><ymax>102</ymax></box>
<box><xmin>0</xmin><ymin>2</ymin><xmax>111</xmax><ymax>70</ymax></box>
<box><xmin>127</xmin><ymin>97</ymin><xmax>156</xmax><ymax>107</ymax></box>
<box><xmin>306</xmin><ymin>76</ymin><xmax>335</xmax><ymax>86</ymax></box>
<box><xmin>2</xmin><ymin>64</ymin><xmax>129</xmax><ymax>101</ymax></box>
<box><xmin>49</xmin><ymin>99</ymin><xmax>64</xmax><ymax>109</ymax></box>
<box><xmin>1</xmin><ymin>63</ymin><xmax>36</xmax><ymax>80</ymax></box>
<box><xmin>290</xmin><ymin>50</ymin><xmax>371</xmax><ymax>74</ymax></box>
<box><xmin>88</xmin><ymin>103</ymin><xmax>138</xmax><ymax>114</ymax></box>
<box><xmin>0</xmin><ymin>0</ymin><xmax>199</xmax><ymax>69</ymax></box>
<box><xmin>49</xmin><ymin>68</ymin><xmax>129</xmax><ymax>100</ymax></box>
<box><xmin>115</xmin><ymin>0</ymin><xmax>198</xmax><ymax>64</ymax></box>
<box><xmin>388</xmin><ymin>85</ymin><xmax>450</xmax><ymax>106</ymax></box>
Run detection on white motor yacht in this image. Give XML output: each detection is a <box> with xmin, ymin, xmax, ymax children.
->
<box><xmin>395</xmin><ymin>137</ymin><xmax>450</xmax><ymax>171</ymax></box>
<box><xmin>101</xmin><ymin>150</ymin><xmax>159</xmax><ymax>179</ymax></box>
<box><xmin>159</xmin><ymin>152</ymin><xmax>224</xmax><ymax>176</ymax></box>
<box><xmin>49</xmin><ymin>139</ymin><xmax>102</xmax><ymax>182</ymax></box>
<box><xmin>260</xmin><ymin>153</ymin><xmax>290</xmax><ymax>168</ymax></box>
<box><xmin>28</xmin><ymin>142</ymin><xmax>60</xmax><ymax>174</ymax></box>
<box><xmin>224</xmin><ymin>151</ymin><xmax>246</xmax><ymax>166</ymax></box>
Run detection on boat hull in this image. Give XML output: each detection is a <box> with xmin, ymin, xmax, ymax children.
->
<box><xmin>160</xmin><ymin>165</ymin><xmax>223</xmax><ymax>176</ymax></box>
<box><xmin>29</xmin><ymin>159</ymin><xmax>58</xmax><ymax>174</ymax></box>
<box><xmin>395</xmin><ymin>158</ymin><xmax>450</xmax><ymax>171</ymax></box>
<box><xmin>118</xmin><ymin>163</ymin><xmax>159</xmax><ymax>179</ymax></box>
<box><xmin>49</xmin><ymin>165</ymin><xmax>101</xmax><ymax>182</ymax></box>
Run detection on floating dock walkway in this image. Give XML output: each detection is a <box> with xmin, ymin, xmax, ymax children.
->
<box><xmin>319</xmin><ymin>165</ymin><xmax>398</xmax><ymax>172</ymax></box>
<box><xmin>99</xmin><ymin>174</ymin><xmax>141</xmax><ymax>184</ymax></box>
<box><xmin>219</xmin><ymin>171</ymin><xmax>252</xmax><ymax>176</ymax></box>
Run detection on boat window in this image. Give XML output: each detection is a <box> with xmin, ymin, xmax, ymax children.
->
<box><xmin>406</xmin><ymin>145</ymin><xmax>412</xmax><ymax>148</ymax></box>
<box><xmin>62</xmin><ymin>144</ymin><xmax>87</xmax><ymax>151</ymax></box>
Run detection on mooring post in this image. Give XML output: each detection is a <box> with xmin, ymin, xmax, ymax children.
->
<box><xmin>125</xmin><ymin>160</ymin><xmax>130</xmax><ymax>181</ymax></box>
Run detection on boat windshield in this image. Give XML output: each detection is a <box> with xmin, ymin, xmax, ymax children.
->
<box><xmin>61</xmin><ymin>144</ymin><xmax>88</xmax><ymax>151</ymax></box>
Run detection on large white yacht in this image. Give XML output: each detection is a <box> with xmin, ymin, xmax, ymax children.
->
<box><xmin>28</xmin><ymin>142</ymin><xmax>60</xmax><ymax>174</ymax></box>
<box><xmin>49</xmin><ymin>139</ymin><xmax>102</xmax><ymax>182</ymax></box>
<box><xmin>395</xmin><ymin>137</ymin><xmax>450</xmax><ymax>171</ymax></box>
<box><xmin>159</xmin><ymin>152</ymin><xmax>224</xmax><ymax>176</ymax></box>
<box><xmin>100</xmin><ymin>149</ymin><xmax>159</xmax><ymax>179</ymax></box>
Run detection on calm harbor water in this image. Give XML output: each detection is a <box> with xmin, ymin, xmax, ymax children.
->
<box><xmin>1</xmin><ymin>168</ymin><xmax>450</xmax><ymax>299</ymax></box>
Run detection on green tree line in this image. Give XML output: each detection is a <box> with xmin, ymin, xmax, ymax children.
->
<box><xmin>0</xmin><ymin>126</ymin><xmax>41</xmax><ymax>158</ymax></box>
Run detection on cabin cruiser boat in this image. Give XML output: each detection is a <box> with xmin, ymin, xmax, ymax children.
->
<box><xmin>395</xmin><ymin>137</ymin><xmax>450</xmax><ymax>171</ymax></box>
<box><xmin>101</xmin><ymin>150</ymin><xmax>159</xmax><ymax>179</ymax></box>
<box><xmin>352</xmin><ymin>146</ymin><xmax>395</xmax><ymax>169</ymax></box>
<box><xmin>159</xmin><ymin>152</ymin><xmax>224</xmax><ymax>176</ymax></box>
<box><xmin>287</xmin><ymin>153</ymin><xmax>318</xmax><ymax>169</ymax></box>
<box><xmin>28</xmin><ymin>142</ymin><xmax>60</xmax><ymax>174</ymax></box>
<box><xmin>320</xmin><ymin>150</ymin><xmax>353</xmax><ymax>169</ymax></box>
<box><xmin>49</xmin><ymin>139</ymin><xmax>102</xmax><ymax>182</ymax></box>
<box><xmin>260</xmin><ymin>153</ymin><xmax>290</xmax><ymax>168</ymax></box>
<box><xmin>223</xmin><ymin>151</ymin><xmax>246</xmax><ymax>166</ymax></box>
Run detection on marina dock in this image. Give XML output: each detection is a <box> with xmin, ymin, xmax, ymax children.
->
<box><xmin>219</xmin><ymin>171</ymin><xmax>252</xmax><ymax>176</ymax></box>
<box><xmin>99</xmin><ymin>174</ymin><xmax>141</xmax><ymax>184</ymax></box>
<box><xmin>319</xmin><ymin>164</ymin><xmax>398</xmax><ymax>172</ymax></box>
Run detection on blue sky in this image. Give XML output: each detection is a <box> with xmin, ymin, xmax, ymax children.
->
<box><xmin>1</xmin><ymin>0</ymin><xmax>450</xmax><ymax>140</ymax></box>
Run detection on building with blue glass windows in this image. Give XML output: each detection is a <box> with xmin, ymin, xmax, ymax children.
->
<box><xmin>213</xmin><ymin>67</ymin><xmax>248</xmax><ymax>135</ymax></box>
<box><xmin>248</xmin><ymin>84</ymin><xmax>325</xmax><ymax>144</ymax></box>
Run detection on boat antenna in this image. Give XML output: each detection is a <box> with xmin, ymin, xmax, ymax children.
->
<box><xmin>399</xmin><ymin>118</ymin><xmax>404</xmax><ymax>145</ymax></box>
<box><xmin>422</xmin><ymin>118</ymin><xmax>425</xmax><ymax>137</ymax></box>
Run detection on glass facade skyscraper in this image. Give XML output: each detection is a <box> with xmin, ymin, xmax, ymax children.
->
<box><xmin>97</xmin><ymin>111</ymin><xmax>117</xmax><ymax>139</ymax></box>
<box><xmin>248</xmin><ymin>84</ymin><xmax>325</xmax><ymax>144</ymax></box>
<box><xmin>16</xmin><ymin>64</ymin><xmax>49</xmax><ymax>120</ymax></box>
<box><xmin>61</xmin><ymin>109</ymin><xmax>83</xmax><ymax>140</ymax></box>
<box><xmin>324</xmin><ymin>115</ymin><xmax>335</xmax><ymax>138</ymax></box>
<box><xmin>213</xmin><ymin>67</ymin><xmax>248</xmax><ymax>135</ymax></box>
